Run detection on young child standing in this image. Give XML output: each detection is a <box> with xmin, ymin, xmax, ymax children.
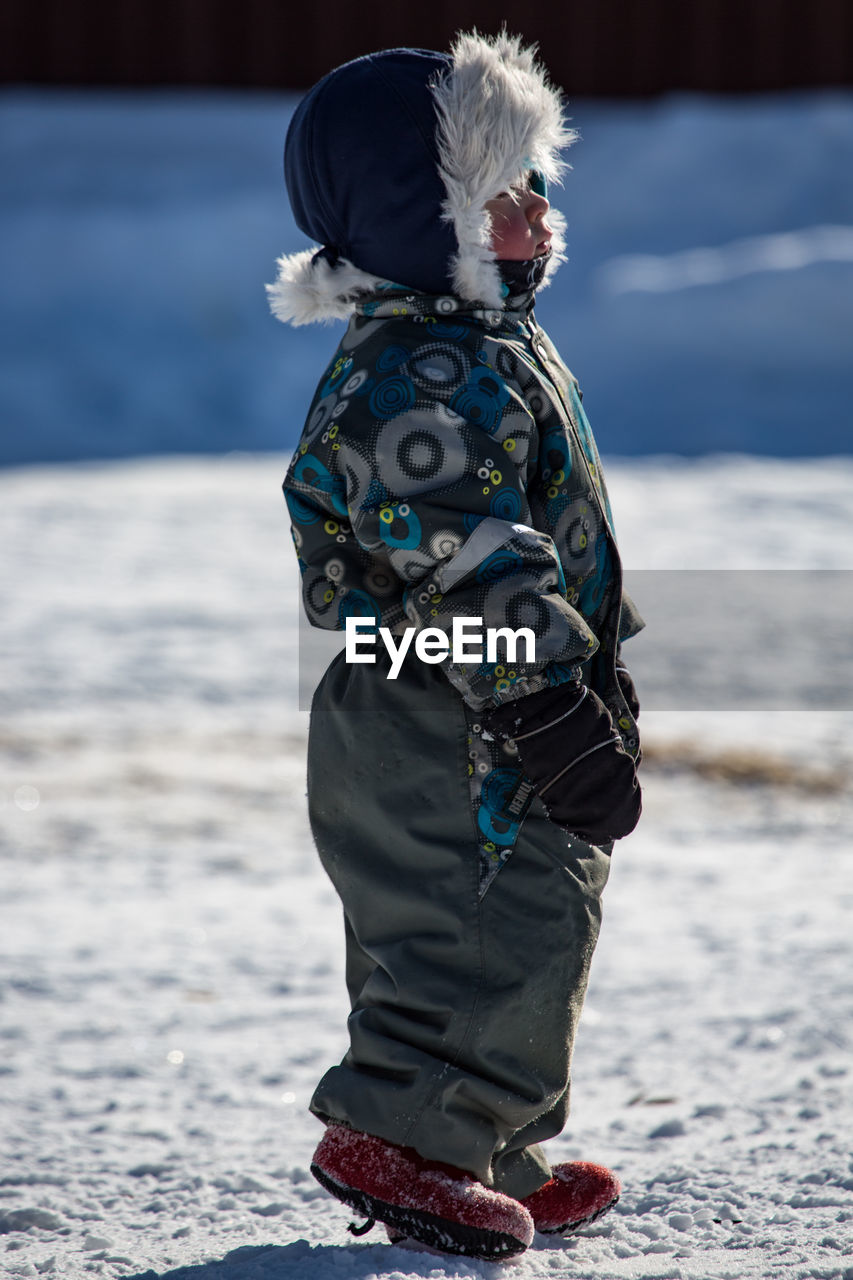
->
<box><xmin>268</xmin><ymin>31</ymin><xmax>644</xmax><ymax>1261</ymax></box>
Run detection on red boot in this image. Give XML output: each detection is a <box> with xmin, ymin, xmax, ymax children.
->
<box><xmin>310</xmin><ymin>1123</ymin><xmax>534</xmax><ymax>1260</ymax></box>
<box><xmin>520</xmin><ymin>1161</ymin><xmax>621</xmax><ymax>1235</ymax></box>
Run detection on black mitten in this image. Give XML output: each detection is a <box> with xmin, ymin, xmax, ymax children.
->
<box><xmin>484</xmin><ymin>680</ymin><xmax>641</xmax><ymax>844</ymax></box>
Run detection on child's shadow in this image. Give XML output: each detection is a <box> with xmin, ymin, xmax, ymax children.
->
<box><xmin>126</xmin><ymin>1237</ymin><xmax>499</xmax><ymax>1279</ymax></box>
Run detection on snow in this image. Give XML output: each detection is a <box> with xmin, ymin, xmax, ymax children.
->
<box><xmin>597</xmin><ymin>225</ymin><xmax>853</xmax><ymax>294</ymax></box>
<box><xmin>2</xmin><ymin>454</ymin><xmax>852</xmax><ymax>1278</ymax></box>
<box><xmin>2</xmin><ymin>89</ymin><xmax>853</xmax><ymax>464</ymax></box>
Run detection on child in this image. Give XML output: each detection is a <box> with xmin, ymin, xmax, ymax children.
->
<box><xmin>267</xmin><ymin>31</ymin><xmax>643</xmax><ymax>1261</ymax></box>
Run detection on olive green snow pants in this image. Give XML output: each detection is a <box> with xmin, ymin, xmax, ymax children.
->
<box><xmin>307</xmin><ymin>648</ymin><xmax>611</xmax><ymax>1201</ymax></box>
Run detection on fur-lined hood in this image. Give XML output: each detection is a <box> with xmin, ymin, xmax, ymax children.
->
<box><xmin>267</xmin><ymin>31</ymin><xmax>577</xmax><ymax>325</ymax></box>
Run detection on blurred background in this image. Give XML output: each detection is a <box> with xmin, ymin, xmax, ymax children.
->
<box><xmin>2</xmin><ymin>0</ymin><xmax>852</xmax><ymax>465</ymax></box>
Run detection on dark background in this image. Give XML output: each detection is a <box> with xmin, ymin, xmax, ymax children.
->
<box><xmin>3</xmin><ymin>0</ymin><xmax>853</xmax><ymax>95</ymax></box>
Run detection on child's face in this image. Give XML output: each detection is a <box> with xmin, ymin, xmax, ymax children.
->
<box><xmin>485</xmin><ymin>178</ymin><xmax>552</xmax><ymax>261</ymax></box>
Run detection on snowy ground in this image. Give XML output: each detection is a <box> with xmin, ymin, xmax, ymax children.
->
<box><xmin>1</xmin><ymin>455</ymin><xmax>852</xmax><ymax>1280</ymax></box>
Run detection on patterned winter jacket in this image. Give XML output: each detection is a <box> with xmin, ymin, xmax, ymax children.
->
<box><xmin>283</xmin><ymin>284</ymin><xmax>644</xmax><ymax>754</ymax></box>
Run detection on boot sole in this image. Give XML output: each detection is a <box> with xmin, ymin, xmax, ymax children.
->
<box><xmin>537</xmin><ymin>1192</ymin><xmax>620</xmax><ymax>1235</ymax></box>
<box><xmin>311</xmin><ymin>1162</ymin><xmax>530</xmax><ymax>1261</ymax></box>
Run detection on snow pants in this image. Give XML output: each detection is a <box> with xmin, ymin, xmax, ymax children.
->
<box><xmin>306</xmin><ymin>647</ymin><xmax>612</xmax><ymax>1200</ymax></box>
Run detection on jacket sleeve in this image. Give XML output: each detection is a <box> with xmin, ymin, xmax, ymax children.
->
<box><xmin>337</xmin><ymin>389</ymin><xmax>601</xmax><ymax>711</ymax></box>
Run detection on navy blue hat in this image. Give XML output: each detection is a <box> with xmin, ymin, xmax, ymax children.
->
<box><xmin>285</xmin><ymin>48</ymin><xmax>458</xmax><ymax>296</ymax></box>
<box><xmin>269</xmin><ymin>32</ymin><xmax>576</xmax><ymax>323</ymax></box>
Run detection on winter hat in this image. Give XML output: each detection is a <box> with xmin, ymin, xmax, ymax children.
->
<box><xmin>267</xmin><ymin>31</ymin><xmax>577</xmax><ymax>324</ymax></box>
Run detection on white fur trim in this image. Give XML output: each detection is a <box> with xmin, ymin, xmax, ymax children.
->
<box><xmin>541</xmin><ymin>206</ymin><xmax>568</xmax><ymax>287</ymax></box>
<box><xmin>432</xmin><ymin>31</ymin><xmax>577</xmax><ymax>307</ymax></box>
<box><xmin>267</xmin><ymin>31</ymin><xmax>576</xmax><ymax>324</ymax></box>
<box><xmin>266</xmin><ymin>249</ymin><xmax>385</xmax><ymax>327</ymax></box>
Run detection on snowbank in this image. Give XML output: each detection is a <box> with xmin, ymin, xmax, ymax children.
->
<box><xmin>2</xmin><ymin>89</ymin><xmax>853</xmax><ymax>464</ymax></box>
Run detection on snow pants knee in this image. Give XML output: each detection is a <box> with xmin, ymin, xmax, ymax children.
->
<box><xmin>306</xmin><ymin>648</ymin><xmax>612</xmax><ymax>1201</ymax></box>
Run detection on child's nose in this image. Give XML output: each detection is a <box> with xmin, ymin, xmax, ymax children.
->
<box><xmin>526</xmin><ymin>192</ymin><xmax>550</xmax><ymax>223</ymax></box>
